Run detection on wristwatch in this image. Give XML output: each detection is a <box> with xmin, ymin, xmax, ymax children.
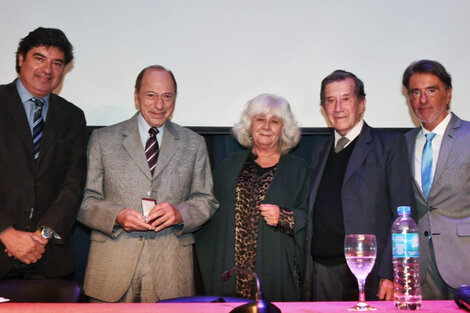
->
<box><xmin>39</xmin><ymin>225</ymin><xmax>53</xmax><ymax>239</ymax></box>
<box><xmin>38</xmin><ymin>225</ymin><xmax>61</xmax><ymax>240</ymax></box>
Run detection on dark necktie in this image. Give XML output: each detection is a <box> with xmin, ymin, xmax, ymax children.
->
<box><xmin>335</xmin><ymin>136</ymin><xmax>350</xmax><ymax>153</ymax></box>
<box><xmin>32</xmin><ymin>97</ymin><xmax>45</xmax><ymax>159</ymax></box>
<box><xmin>145</xmin><ymin>127</ymin><xmax>160</xmax><ymax>175</ymax></box>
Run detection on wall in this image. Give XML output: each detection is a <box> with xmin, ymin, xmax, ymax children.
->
<box><xmin>1</xmin><ymin>0</ymin><xmax>470</xmax><ymax>128</ymax></box>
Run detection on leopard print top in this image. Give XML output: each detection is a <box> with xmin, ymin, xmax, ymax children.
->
<box><xmin>234</xmin><ymin>154</ymin><xmax>277</xmax><ymax>299</ymax></box>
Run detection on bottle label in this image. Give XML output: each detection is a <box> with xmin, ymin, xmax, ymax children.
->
<box><xmin>392</xmin><ymin>233</ymin><xmax>420</xmax><ymax>258</ymax></box>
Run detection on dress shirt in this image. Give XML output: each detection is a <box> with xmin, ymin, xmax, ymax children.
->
<box><xmin>137</xmin><ymin>112</ymin><xmax>164</xmax><ymax>148</ymax></box>
<box><xmin>333</xmin><ymin>119</ymin><xmax>364</xmax><ymax>149</ymax></box>
<box><xmin>16</xmin><ymin>79</ymin><xmax>50</xmax><ymax>134</ymax></box>
<box><xmin>413</xmin><ymin>112</ymin><xmax>451</xmax><ymax>191</ymax></box>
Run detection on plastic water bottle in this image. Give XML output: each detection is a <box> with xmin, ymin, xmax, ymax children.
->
<box><xmin>392</xmin><ymin>206</ymin><xmax>422</xmax><ymax>310</ymax></box>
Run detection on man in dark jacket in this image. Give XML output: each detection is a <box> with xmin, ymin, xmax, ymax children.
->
<box><xmin>0</xmin><ymin>27</ymin><xmax>87</xmax><ymax>279</ymax></box>
<box><xmin>304</xmin><ymin>70</ymin><xmax>416</xmax><ymax>301</ymax></box>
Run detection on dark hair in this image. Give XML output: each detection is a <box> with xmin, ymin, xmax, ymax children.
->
<box><xmin>16</xmin><ymin>27</ymin><xmax>73</xmax><ymax>74</ymax></box>
<box><xmin>134</xmin><ymin>65</ymin><xmax>177</xmax><ymax>94</ymax></box>
<box><xmin>402</xmin><ymin>59</ymin><xmax>452</xmax><ymax>90</ymax></box>
<box><xmin>320</xmin><ymin>70</ymin><xmax>366</xmax><ymax>106</ymax></box>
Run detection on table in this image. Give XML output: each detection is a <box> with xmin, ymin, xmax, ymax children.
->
<box><xmin>0</xmin><ymin>300</ymin><xmax>462</xmax><ymax>313</ymax></box>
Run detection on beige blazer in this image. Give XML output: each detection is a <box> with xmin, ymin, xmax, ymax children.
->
<box><xmin>78</xmin><ymin>113</ymin><xmax>218</xmax><ymax>302</ymax></box>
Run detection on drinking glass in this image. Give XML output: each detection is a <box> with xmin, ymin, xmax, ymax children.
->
<box><xmin>344</xmin><ymin>234</ymin><xmax>377</xmax><ymax>311</ymax></box>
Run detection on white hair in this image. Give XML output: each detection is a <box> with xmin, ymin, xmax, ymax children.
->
<box><xmin>232</xmin><ymin>93</ymin><xmax>301</xmax><ymax>154</ymax></box>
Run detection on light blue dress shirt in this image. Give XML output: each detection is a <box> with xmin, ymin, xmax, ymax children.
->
<box><xmin>16</xmin><ymin>78</ymin><xmax>50</xmax><ymax>135</ymax></box>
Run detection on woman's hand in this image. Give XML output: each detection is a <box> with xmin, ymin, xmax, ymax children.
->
<box><xmin>259</xmin><ymin>204</ymin><xmax>280</xmax><ymax>226</ymax></box>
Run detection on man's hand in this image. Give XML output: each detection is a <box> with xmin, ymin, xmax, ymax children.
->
<box><xmin>31</xmin><ymin>229</ymin><xmax>49</xmax><ymax>244</ymax></box>
<box><xmin>259</xmin><ymin>204</ymin><xmax>280</xmax><ymax>226</ymax></box>
<box><xmin>0</xmin><ymin>227</ymin><xmax>47</xmax><ymax>264</ymax></box>
<box><xmin>146</xmin><ymin>202</ymin><xmax>183</xmax><ymax>232</ymax></box>
<box><xmin>116</xmin><ymin>208</ymin><xmax>154</xmax><ymax>232</ymax></box>
<box><xmin>378</xmin><ymin>278</ymin><xmax>394</xmax><ymax>300</ymax></box>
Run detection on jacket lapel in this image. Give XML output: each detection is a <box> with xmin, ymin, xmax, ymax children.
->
<box><xmin>308</xmin><ymin>136</ymin><xmax>333</xmax><ymax>209</ymax></box>
<box><xmin>406</xmin><ymin>127</ymin><xmax>425</xmax><ymax>201</ymax></box>
<box><xmin>152</xmin><ymin>121</ymin><xmax>178</xmax><ymax>179</ymax></box>
<box><xmin>3</xmin><ymin>81</ymin><xmax>34</xmax><ymax>158</ymax></box>
<box><xmin>122</xmin><ymin>114</ymin><xmax>153</xmax><ymax>180</ymax></box>
<box><xmin>406</xmin><ymin>128</ymin><xmax>419</xmax><ymax>174</ymax></box>
<box><xmin>343</xmin><ymin>122</ymin><xmax>371</xmax><ymax>185</ymax></box>
<box><xmin>431</xmin><ymin>113</ymin><xmax>460</xmax><ymax>193</ymax></box>
<box><xmin>36</xmin><ymin>94</ymin><xmax>66</xmax><ymax>169</ymax></box>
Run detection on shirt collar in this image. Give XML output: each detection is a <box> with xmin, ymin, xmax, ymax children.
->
<box><xmin>137</xmin><ymin>112</ymin><xmax>165</xmax><ymax>136</ymax></box>
<box><xmin>420</xmin><ymin>112</ymin><xmax>451</xmax><ymax>137</ymax></box>
<box><xmin>16</xmin><ymin>78</ymin><xmax>50</xmax><ymax>104</ymax></box>
<box><xmin>334</xmin><ymin>119</ymin><xmax>364</xmax><ymax>143</ymax></box>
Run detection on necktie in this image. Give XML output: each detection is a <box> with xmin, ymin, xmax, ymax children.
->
<box><xmin>421</xmin><ymin>132</ymin><xmax>436</xmax><ymax>199</ymax></box>
<box><xmin>335</xmin><ymin>136</ymin><xmax>350</xmax><ymax>153</ymax></box>
<box><xmin>145</xmin><ymin>127</ymin><xmax>160</xmax><ymax>175</ymax></box>
<box><xmin>32</xmin><ymin>98</ymin><xmax>45</xmax><ymax>159</ymax></box>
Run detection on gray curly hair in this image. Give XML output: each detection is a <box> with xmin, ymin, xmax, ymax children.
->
<box><xmin>232</xmin><ymin>93</ymin><xmax>301</xmax><ymax>154</ymax></box>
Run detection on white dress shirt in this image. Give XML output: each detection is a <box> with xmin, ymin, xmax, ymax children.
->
<box><xmin>413</xmin><ymin>112</ymin><xmax>451</xmax><ymax>192</ymax></box>
<box><xmin>137</xmin><ymin>112</ymin><xmax>164</xmax><ymax>148</ymax></box>
<box><xmin>334</xmin><ymin>119</ymin><xmax>364</xmax><ymax>149</ymax></box>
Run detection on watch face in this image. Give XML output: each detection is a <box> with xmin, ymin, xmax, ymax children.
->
<box><xmin>41</xmin><ymin>227</ymin><xmax>53</xmax><ymax>239</ymax></box>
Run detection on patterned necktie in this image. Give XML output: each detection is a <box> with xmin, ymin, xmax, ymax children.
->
<box><xmin>335</xmin><ymin>136</ymin><xmax>350</xmax><ymax>153</ymax></box>
<box><xmin>421</xmin><ymin>132</ymin><xmax>436</xmax><ymax>199</ymax></box>
<box><xmin>32</xmin><ymin>97</ymin><xmax>45</xmax><ymax>160</ymax></box>
<box><xmin>145</xmin><ymin>127</ymin><xmax>160</xmax><ymax>175</ymax></box>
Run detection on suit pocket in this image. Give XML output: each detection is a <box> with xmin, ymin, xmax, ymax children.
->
<box><xmin>180</xmin><ymin>234</ymin><xmax>195</xmax><ymax>247</ymax></box>
<box><xmin>457</xmin><ymin>223</ymin><xmax>470</xmax><ymax>237</ymax></box>
<box><xmin>90</xmin><ymin>230</ymin><xmax>109</xmax><ymax>242</ymax></box>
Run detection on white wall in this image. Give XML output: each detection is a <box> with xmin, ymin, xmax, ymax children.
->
<box><xmin>1</xmin><ymin>0</ymin><xmax>469</xmax><ymax>127</ymax></box>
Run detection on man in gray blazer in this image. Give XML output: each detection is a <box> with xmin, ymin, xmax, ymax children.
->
<box><xmin>403</xmin><ymin>60</ymin><xmax>470</xmax><ymax>299</ymax></box>
<box><xmin>78</xmin><ymin>65</ymin><xmax>218</xmax><ymax>302</ymax></box>
<box><xmin>304</xmin><ymin>70</ymin><xmax>415</xmax><ymax>302</ymax></box>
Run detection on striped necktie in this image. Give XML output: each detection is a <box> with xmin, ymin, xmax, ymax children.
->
<box><xmin>32</xmin><ymin>97</ymin><xmax>45</xmax><ymax>159</ymax></box>
<box><xmin>421</xmin><ymin>132</ymin><xmax>436</xmax><ymax>199</ymax></box>
<box><xmin>145</xmin><ymin>127</ymin><xmax>160</xmax><ymax>175</ymax></box>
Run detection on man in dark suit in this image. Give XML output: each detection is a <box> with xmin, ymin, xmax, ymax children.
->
<box><xmin>304</xmin><ymin>70</ymin><xmax>416</xmax><ymax>301</ymax></box>
<box><xmin>403</xmin><ymin>60</ymin><xmax>470</xmax><ymax>299</ymax></box>
<box><xmin>0</xmin><ymin>27</ymin><xmax>87</xmax><ymax>279</ymax></box>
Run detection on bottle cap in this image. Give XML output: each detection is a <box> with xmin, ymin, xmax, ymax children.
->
<box><xmin>397</xmin><ymin>206</ymin><xmax>411</xmax><ymax>215</ymax></box>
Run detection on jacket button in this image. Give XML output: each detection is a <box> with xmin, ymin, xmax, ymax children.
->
<box><xmin>424</xmin><ymin>231</ymin><xmax>429</xmax><ymax>237</ymax></box>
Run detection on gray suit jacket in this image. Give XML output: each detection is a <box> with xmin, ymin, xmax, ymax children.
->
<box><xmin>78</xmin><ymin>113</ymin><xmax>218</xmax><ymax>302</ymax></box>
<box><xmin>405</xmin><ymin>112</ymin><xmax>470</xmax><ymax>288</ymax></box>
<box><xmin>304</xmin><ymin>122</ymin><xmax>416</xmax><ymax>300</ymax></box>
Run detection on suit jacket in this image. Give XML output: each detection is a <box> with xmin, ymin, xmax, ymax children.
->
<box><xmin>195</xmin><ymin>151</ymin><xmax>311</xmax><ymax>301</ymax></box>
<box><xmin>0</xmin><ymin>80</ymin><xmax>87</xmax><ymax>278</ymax></box>
<box><xmin>304</xmin><ymin>122</ymin><xmax>416</xmax><ymax>300</ymax></box>
<box><xmin>405</xmin><ymin>112</ymin><xmax>470</xmax><ymax>288</ymax></box>
<box><xmin>78</xmin><ymin>113</ymin><xmax>218</xmax><ymax>302</ymax></box>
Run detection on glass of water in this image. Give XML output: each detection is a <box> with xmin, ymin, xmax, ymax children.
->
<box><xmin>344</xmin><ymin>234</ymin><xmax>377</xmax><ymax>311</ymax></box>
